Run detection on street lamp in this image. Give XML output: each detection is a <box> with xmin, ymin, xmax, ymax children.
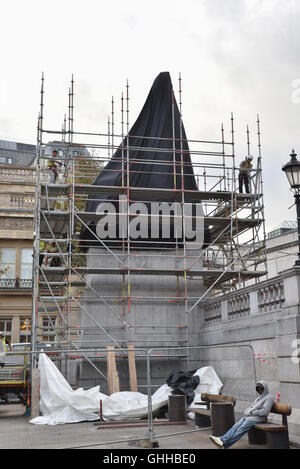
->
<box><xmin>282</xmin><ymin>149</ymin><xmax>300</xmax><ymax>266</ymax></box>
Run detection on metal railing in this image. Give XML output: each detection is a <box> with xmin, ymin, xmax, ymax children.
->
<box><xmin>0</xmin><ymin>343</ymin><xmax>258</xmax><ymax>448</ymax></box>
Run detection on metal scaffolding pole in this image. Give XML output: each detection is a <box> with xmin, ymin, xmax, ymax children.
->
<box><xmin>33</xmin><ymin>72</ymin><xmax>267</xmax><ymax>378</ymax></box>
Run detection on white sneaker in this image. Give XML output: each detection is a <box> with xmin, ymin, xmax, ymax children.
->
<box><xmin>209</xmin><ymin>435</ymin><xmax>224</xmax><ymax>449</ymax></box>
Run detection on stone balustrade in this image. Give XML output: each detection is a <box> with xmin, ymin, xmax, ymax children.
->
<box><xmin>201</xmin><ymin>274</ymin><xmax>286</xmax><ymax>324</ymax></box>
<box><xmin>198</xmin><ymin>267</ymin><xmax>300</xmax><ymax>438</ymax></box>
<box><xmin>0</xmin><ymin>278</ymin><xmax>32</xmax><ymax>289</ymax></box>
<box><xmin>0</xmin><ymin>166</ymin><xmax>36</xmax><ymax>179</ymax></box>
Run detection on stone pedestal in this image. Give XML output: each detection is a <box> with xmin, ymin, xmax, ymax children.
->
<box><xmin>76</xmin><ymin>247</ymin><xmax>204</xmax><ymax>388</ymax></box>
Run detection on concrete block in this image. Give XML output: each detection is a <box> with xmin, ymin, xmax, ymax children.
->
<box><xmin>276</xmin><ymin>333</ymin><xmax>300</xmax><ymax>357</ymax></box>
<box><xmin>276</xmin><ymin>315</ymin><xmax>300</xmax><ymax>336</ymax></box>
<box><xmin>249</xmin><ymin>290</ymin><xmax>259</xmax><ymax>315</ymax></box>
<box><xmin>278</xmin><ymin>382</ymin><xmax>300</xmax><ymax>409</ymax></box>
<box><xmin>282</xmin><ymin>273</ymin><xmax>300</xmax><ymax>307</ymax></box>
<box><xmin>198</xmin><ymin>320</ymin><xmax>276</xmax><ymax>346</ymax></box>
<box><xmin>276</xmin><ymin>357</ymin><xmax>300</xmax><ymax>382</ymax></box>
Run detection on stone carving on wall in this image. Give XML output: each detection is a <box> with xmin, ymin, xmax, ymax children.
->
<box><xmin>0</xmin><ymin>217</ymin><xmax>33</xmax><ymax>230</ymax></box>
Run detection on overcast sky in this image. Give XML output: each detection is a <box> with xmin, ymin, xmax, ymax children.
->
<box><xmin>1</xmin><ymin>0</ymin><xmax>300</xmax><ymax>232</ymax></box>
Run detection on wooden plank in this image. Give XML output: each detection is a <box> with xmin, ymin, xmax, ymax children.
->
<box><xmin>271</xmin><ymin>402</ymin><xmax>292</xmax><ymax>416</ymax></box>
<box><xmin>106</xmin><ymin>346</ymin><xmax>114</xmax><ymax>395</ymax></box>
<box><xmin>106</xmin><ymin>346</ymin><xmax>119</xmax><ymax>395</ymax></box>
<box><xmin>254</xmin><ymin>423</ymin><xmax>286</xmax><ymax>432</ymax></box>
<box><xmin>189</xmin><ymin>408</ymin><xmax>211</xmax><ymax>417</ymax></box>
<box><xmin>112</xmin><ymin>370</ymin><xmax>120</xmax><ymax>394</ymax></box>
<box><xmin>30</xmin><ymin>368</ymin><xmax>40</xmax><ymax>419</ymax></box>
<box><xmin>128</xmin><ymin>344</ymin><xmax>138</xmax><ymax>392</ymax></box>
<box><xmin>106</xmin><ymin>349</ymin><xmax>111</xmax><ymax>395</ymax></box>
<box><xmin>201</xmin><ymin>392</ymin><xmax>236</xmax><ymax>405</ymax></box>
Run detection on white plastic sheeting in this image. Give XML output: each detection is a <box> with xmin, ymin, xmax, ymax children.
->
<box><xmin>30</xmin><ymin>353</ymin><xmax>223</xmax><ymax>425</ymax></box>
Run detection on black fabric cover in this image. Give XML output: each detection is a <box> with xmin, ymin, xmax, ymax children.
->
<box><xmin>166</xmin><ymin>370</ymin><xmax>200</xmax><ymax>406</ymax></box>
<box><xmin>80</xmin><ymin>72</ymin><xmax>209</xmax><ymax>249</ymax></box>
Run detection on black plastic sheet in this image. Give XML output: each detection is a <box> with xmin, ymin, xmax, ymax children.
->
<box><xmin>80</xmin><ymin>72</ymin><xmax>209</xmax><ymax>249</ymax></box>
<box><xmin>166</xmin><ymin>370</ymin><xmax>200</xmax><ymax>406</ymax></box>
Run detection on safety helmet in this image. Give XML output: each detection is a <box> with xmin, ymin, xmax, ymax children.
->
<box><xmin>247</xmin><ymin>154</ymin><xmax>253</xmax><ymax>160</ymax></box>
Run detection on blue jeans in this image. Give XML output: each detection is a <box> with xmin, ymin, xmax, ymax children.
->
<box><xmin>220</xmin><ymin>417</ymin><xmax>262</xmax><ymax>448</ymax></box>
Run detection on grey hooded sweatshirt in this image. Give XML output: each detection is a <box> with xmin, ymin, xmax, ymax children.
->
<box><xmin>243</xmin><ymin>381</ymin><xmax>274</xmax><ymax>422</ymax></box>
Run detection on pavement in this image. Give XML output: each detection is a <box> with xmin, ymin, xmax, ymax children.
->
<box><xmin>0</xmin><ymin>404</ymin><xmax>299</xmax><ymax>451</ymax></box>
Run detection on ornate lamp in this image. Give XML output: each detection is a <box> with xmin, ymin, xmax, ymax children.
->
<box><xmin>282</xmin><ymin>149</ymin><xmax>300</xmax><ymax>266</ymax></box>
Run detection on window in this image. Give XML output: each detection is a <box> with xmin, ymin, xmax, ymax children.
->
<box><xmin>42</xmin><ymin>316</ymin><xmax>57</xmax><ymax>342</ymax></box>
<box><xmin>0</xmin><ymin>156</ymin><xmax>13</xmax><ymax>164</ymax></box>
<box><xmin>20</xmin><ymin>318</ymin><xmax>31</xmax><ymax>343</ymax></box>
<box><xmin>21</xmin><ymin>248</ymin><xmax>33</xmax><ymax>279</ymax></box>
<box><xmin>0</xmin><ymin>248</ymin><xmax>16</xmax><ymax>278</ymax></box>
<box><xmin>10</xmin><ymin>195</ymin><xmax>24</xmax><ymax>207</ymax></box>
<box><xmin>0</xmin><ymin>318</ymin><xmax>12</xmax><ymax>340</ymax></box>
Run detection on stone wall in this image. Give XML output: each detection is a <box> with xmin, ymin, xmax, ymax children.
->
<box><xmin>76</xmin><ymin>247</ymin><xmax>205</xmax><ymax>388</ymax></box>
<box><xmin>197</xmin><ymin>267</ymin><xmax>300</xmax><ymax>438</ymax></box>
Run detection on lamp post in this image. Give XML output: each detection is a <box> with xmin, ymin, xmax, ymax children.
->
<box><xmin>282</xmin><ymin>149</ymin><xmax>300</xmax><ymax>266</ymax></box>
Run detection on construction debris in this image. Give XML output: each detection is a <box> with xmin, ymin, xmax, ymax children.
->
<box><xmin>29</xmin><ymin>353</ymin><xmax>222</xmax><ymax>425</ymax></box>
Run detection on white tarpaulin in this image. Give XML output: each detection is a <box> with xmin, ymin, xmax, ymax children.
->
<box><xmin>30</xmin><ymin>353</ymin><xmax>223</xmax><ymax>425</ymax></box>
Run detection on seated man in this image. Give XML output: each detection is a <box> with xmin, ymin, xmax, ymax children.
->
<box><xmin>209</xmin><ymin>381</ymin><xmax>274</xmax><ymax>449</ymax></box>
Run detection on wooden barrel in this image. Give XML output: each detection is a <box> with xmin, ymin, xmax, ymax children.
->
<box><xmin>168</xmin><ymin>395</ymin><xmax>187</xmax><ymax>422</ymax></box>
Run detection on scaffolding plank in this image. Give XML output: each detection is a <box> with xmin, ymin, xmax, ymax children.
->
<box><xmin>41</xmin><ymin>266</ymin><xmax>266</xmax><ymax>279</ymax></box>
<box><xmin>40</xmin><ymin>210</ymin><xmax>262</xmax><ymax>229</ymax></box>
<box><xmin>41</xmin><ymin>183</ymin><xmax>261</xmax><ymax>203</ymax></box>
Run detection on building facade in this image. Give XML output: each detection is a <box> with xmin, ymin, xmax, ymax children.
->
<box><xmin>0</xmin><ymin>140</ymin><xmax>90</xmax><ymax>347</ymax></box>
<box><xmin>0</xmin><ymin>141</ymin><xmax>36</xmax><ymax>344</ymax></box>
<box><xmin>0</xmin><ymin>140</ymin><xmax>64</xmax><ymax>345</ymax></box>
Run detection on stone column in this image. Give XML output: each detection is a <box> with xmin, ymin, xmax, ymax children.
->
<box><xmin>249</xmin><ymin>290</ymin><xmax>259</xmax><ymax>315</ymax></box>
<box><xmin>12</xmin><ymin>316</ymin><xmax>20</xmax><ymax>343</ymax></box>
<box><xmin>221</xmin><ymin>299</ymin><xmax>227</xmax><ymax>321</ymax></box>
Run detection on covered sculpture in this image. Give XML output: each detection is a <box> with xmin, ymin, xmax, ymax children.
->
<box><xmin>80</xmin><ymin>72</ymin><xmax>209</xmax><ymax>249</ymax></box>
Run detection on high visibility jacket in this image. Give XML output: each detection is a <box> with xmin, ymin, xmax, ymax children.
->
<box><xmin>47</xmin><ymin>159</ymin><xmax>58</xmax><ymax>170</ymax></box>
<box><xmin>0</xmin><ymin>338</ymin><xmax>7</xmax><ymax>353</ymax></box>
<box><xmin>47</xmin><ymin>160</ymin><xmax>57</xmax><ymax>167</ymax></box>
<box><xmin>239</xmin><ymin>159</ymin><xmax>253</xmax><ymax>174</ymax></box>
<box><xmin>48</xmin><ymin>244</ymin><xmax>58</xmax><ymax>253</ymax></box>
<box><xmin>0</xmin><ymin>338</ymin><xmax>8</xmax><ymax>363</ymax></box>
<box><xmin>40</xmin><ymin>241</ymin><xmax>45</xmax><ymax>251</ymax></box>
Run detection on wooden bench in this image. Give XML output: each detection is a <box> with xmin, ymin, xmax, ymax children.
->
<box><xmin>248</xmin><ymin>402</ymin><xmax>292</xmax><ymax>449</ymax></box>
<box><xmin>190</xmin><ymin>393</ymin><xmax>236</xmax><ymax>427</ymax></box>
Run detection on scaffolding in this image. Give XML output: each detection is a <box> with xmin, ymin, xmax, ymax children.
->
<box><xmin>32</xmin><ymin>74</ymin><xmax>267</xmax><ymax>378</ymax></box>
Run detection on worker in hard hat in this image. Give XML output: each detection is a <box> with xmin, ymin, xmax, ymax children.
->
<box><xmin>238</xmin><ymin>154</ymin><xmax>253</xmax><ymax>193</ymax></box>
<box><xmin>0</xmin><ymin>333</ymin><xmax>12</xmax><ymax>368</ymax></box>
<box><xmin>47</xmin><ymin>150</ymin><xmax>59</xmax><ymax>183</ymax></box>
<box><xmin>48</xmin><ymin>242</ymin><xmax>62</xmax><ymax>267</ymax></box>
